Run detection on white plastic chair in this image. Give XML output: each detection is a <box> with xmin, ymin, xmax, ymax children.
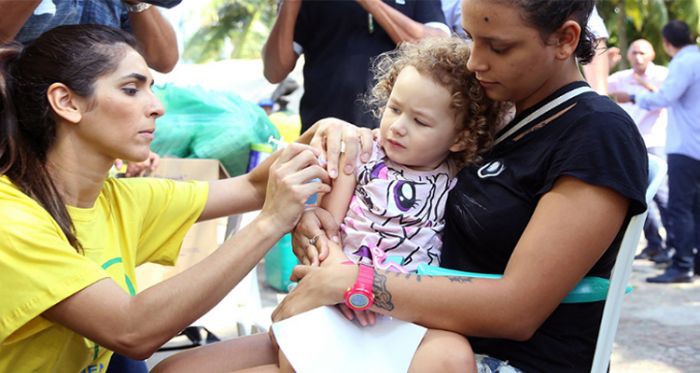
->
<box><xmin>590</xmin><ymin>153</ymin><xmax>667</xmax><ymax>373</ymax></box>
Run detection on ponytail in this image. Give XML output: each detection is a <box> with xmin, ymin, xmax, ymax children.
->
<box><xmin>0</xmin><ymin>45</ymin><xmax>21</xmax><ymax>170</ymax></box>
<box><xmin>1</xmin><ymin>43</ymin><xmax>83</xmax><ymax>252</ymax></box>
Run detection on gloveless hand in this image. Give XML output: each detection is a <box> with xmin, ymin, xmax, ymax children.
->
<box><xmin>308</xmin><ymin>117</ymin><xmax>374</xmax><ymax>179</ymax></box>
<box><xmin>260</xmin><ymin>143</ymin><xmax>330</xmax><ymax>234</ymax></box>
<box><xmin>291</xmin><ymin>208</ymin><xmax>340</xmax><ymax>266</ymax></box>
<box><xmin>609</xmin><ymin>91</ymin><xmax>632</xmax><ymax>103</ymax></box>
<box><xmin>271</xmin><ymin>263</ymin><xmax>357</xmax><ymax>322</ymax></box>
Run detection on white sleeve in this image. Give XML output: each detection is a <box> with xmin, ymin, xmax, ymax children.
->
<box><xmin>587</xmin><ymin>6</ymin><xmax>609</xmax><ymax>40</ymax></box>
<box><xmin>607</xmin><ymin>71</ymin><xmax>622</xmax><ymax>92</ymax></box>
<box><xmin>424</xmin><ymin>21</ymin><xmax>450</xmax><ymax>36</ymax></box>
<box><xmin>292</xmin><ymin>41</ymin><xmax>303</xmax><ymax>55</ymax></box>
<box><xmin>34</xmin><ymin>0</ymin><xmax>57</xmax><ymax>15</ymax></box>
<box><xmin>440</xmin><ymin>0</ymin><xmax>461</xmax><ymax>32</ymax></box>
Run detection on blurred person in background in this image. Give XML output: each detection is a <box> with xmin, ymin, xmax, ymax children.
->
<box><xmin>262</xmin><ymin>0</ymin><xmax>449</xmax><ymax>134</ymax></box>
<box><xmin>0</xmin><ymin>0</ymin><xmax>180</xmax><ymax>73</ymax></box>
<box><xmin>441</xmin><ymin>0</ymin><xmax>466</xmax><ymax>37</ymax></box>
<box><xmin>616</xmin><ymin>20</ymin><xmax>700</xmax><ymax>283</ymax></box>
<box><xmin>609</xmin><ymin>39</ymin><xmax>671</xmax><ymax>264</ymax></box>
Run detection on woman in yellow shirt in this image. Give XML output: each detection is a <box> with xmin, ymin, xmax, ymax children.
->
<box><xmin>0</xmin><ymin>24</ymin><xmax>333</xmax><ymax>372</ymax></box>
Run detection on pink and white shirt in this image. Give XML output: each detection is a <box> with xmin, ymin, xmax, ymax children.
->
<box><xmin>341</xmin><ymin>142</ymin><xmax>457</xmax><ymax>272</ymax></box>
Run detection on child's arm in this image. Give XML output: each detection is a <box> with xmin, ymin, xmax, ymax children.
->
<box><xmin>318</xmin><ymin>153</ymin><xmax>357</xmax><ymax>265</ymax></box>
<box><xmin>319</xmin><ymin>154</ymin><xmax>378</xmax><ymax>327</ymax></box>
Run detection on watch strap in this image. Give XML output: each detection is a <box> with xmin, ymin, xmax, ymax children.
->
<box><xmin>356</xmin><ymin>264</ymin><xmax>374</xmax><ymax>289</ymax></box>
<box><xmin>344</xmin><ymin>264</ymin><xmax>375</xmax><ymax>311</ymax></box>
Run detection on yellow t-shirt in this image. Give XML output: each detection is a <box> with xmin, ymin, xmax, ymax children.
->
<box><xmin>0</xmin><ymin>175</ymin><xmax>208</xmax><ymax>372</ymax></box>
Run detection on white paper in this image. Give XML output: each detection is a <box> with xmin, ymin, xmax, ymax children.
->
<box><xmin>272</xmin><ymin>306</ymin><xmax>428</xmax><ymax>373</ymax></box>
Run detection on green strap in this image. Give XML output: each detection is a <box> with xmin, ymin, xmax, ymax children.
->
<box><xmin>415</xmin><ymin>264</ymin><xmax>632</xmax><ymax>303</ymax></box>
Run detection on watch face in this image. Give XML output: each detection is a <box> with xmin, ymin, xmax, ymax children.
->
<box><xmin>349</xmin><ymin>293</ymin><xmax>370</xmax><ymax>308</ymax></box>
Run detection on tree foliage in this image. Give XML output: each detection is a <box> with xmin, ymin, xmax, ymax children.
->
<box><xmin>597</xmin><ymin>0</ymin><xmax>699</xmax><ymax>70</ymax></box>
<box><xmin>183</xmin><ymin>0</ymin><xmax>277</xmax><ymax>62</ymax></box>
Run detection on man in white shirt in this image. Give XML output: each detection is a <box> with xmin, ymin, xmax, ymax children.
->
<box><xmin>616</xmin><ymin>21</ymin><xmax>700</xmax><ymax>283</ymax></box>
<box><xmin>609</xmin><ymin>39</ymin><xmax>670</xmax><ymax>262</ymax></box>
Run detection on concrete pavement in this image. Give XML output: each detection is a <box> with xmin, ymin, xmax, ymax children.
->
<box><xmin>611</xmin><ymin>260</ymin><xmax>700</xmax><ymax>372</ymax></box>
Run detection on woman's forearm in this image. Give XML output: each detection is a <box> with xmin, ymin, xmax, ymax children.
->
<box><xmin>278</xmin><ymin>178</ymin><xmax>629</xmax><ymax>340</ymax></box>
<box><xmin>0</xmin><ymin>0</ymin><xmax>41</xmax><ymax>43</ymax></box>
<box><xmin>125</xmin><ymin>215</ymin><xmax>284</xmax><ymax>355</ymax></box>
<box><xmin>274</xmin><ymin>263</ymin><xmax>538</xmax><ymax>340</ymax></box>
<box><xmin>368</xmin><ymin>270</ymin><xmax>537</xmax><ymax>340</ymax></box>
<box><xmin>128</xmin><ymin>6</ymin><xmax>179</xmax><ymax>73</ymax></box>
<box><xmin>262</xmin><ymin>0</ymin><xmax>301</xmax><ymax>83</ymax></box>
<box><xmin>356</xmin><ymin>0</ymin><xmax>446</xmax><ymax>44</ymax></box>
<box><xmin>43</xmin><ymin>215</ymin><xmax>285</xmax><ymax>360</ymax></box>
<box><xmin>372</xmin><ymin>178</ymin><xmax>630</xmax><ymax>338</ymax></box>
<box><xmin>199</xmin><ymin>149</ymin><xmax>286</xmax><ymax>221</ymax></box>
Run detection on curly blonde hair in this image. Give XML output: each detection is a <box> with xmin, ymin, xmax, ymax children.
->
<box><xmin>366</xmin><ymin>37</ymin><xmax>506</xmax><ymax>167</ymax></box>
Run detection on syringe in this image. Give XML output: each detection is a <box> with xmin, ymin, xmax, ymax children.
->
<box><xmin>267</xmin><ymin>136</ymin><xmax>322</xmax><ymax>205</ymax></box>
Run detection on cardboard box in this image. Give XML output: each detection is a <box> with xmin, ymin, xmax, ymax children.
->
<box><xmin>135</xmin><ymin>158</ymin><xmax>230</xmax><ymax>291</ymax></box>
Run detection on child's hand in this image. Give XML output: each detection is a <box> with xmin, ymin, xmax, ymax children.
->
<box><xmin>319</xmin><ymin>245</ymin><xmax>348</xmax><ymax>267</ymax></box>
<box><xmin>291</xmin><ymin>208</ymin><xmax>340</xmax><ymax>265</ymax></box>
<box><xmin>123</xmin><ymin>151</ymin><xmax>160</xmax><ymax>177</ymax></box>
<box><xmin>337</xmin><ymin>304</ymin><xmax>377</xmax><ymax>327</ymax></box>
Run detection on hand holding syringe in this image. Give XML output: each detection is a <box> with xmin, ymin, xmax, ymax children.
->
<box><xmin>268</xmin><ymin>136</ymin><xmax>326</xmax><ymax>205</ymax></box>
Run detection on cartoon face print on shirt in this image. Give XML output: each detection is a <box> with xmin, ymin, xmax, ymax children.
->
<box><xmin>358</xmin><ymin>160</ymin><xmax>453</xmax><ymax>225</ymax></box>
<box><xmin>343</xmin><ymin>157</ymin><xmax>456</xmax><ymax>270</ymax></box>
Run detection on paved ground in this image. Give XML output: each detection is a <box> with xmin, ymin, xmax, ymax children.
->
<box><xmin>610</xmin><ymin>259</ymin><xmax>700</xmax><ymax>373</ymax></box>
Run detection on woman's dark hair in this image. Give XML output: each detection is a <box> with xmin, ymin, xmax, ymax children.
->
<box><xmin>662</xmin><ymin>20</ymin><xmax>694</xmax><ymax>48</ymax></box>
<box><xmin>497</xmin><ymin>0</ymin><xmax>597</xmax><ymax>64</ymax></box>
<box><xmin>0</xmin><ymin>24</ymin><xmax>140</xmax><ymax>252</ymax></box>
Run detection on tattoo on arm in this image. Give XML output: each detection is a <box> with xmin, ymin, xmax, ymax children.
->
<box><xmin>373</xmin><ymin>270</ymin><xmax>429</xmax><ymax>312</ymax></box>
<box><xmin>373</xmin><ymin>271</ymin><xmax>469</xmax><ymax>312</ymax></box>
<box><xmin>447</xmin><ymin>276</ymin><xmax>473</xmax><ymax>283</ymax></box>
<box><xmin>373</xmin><ymin>270</ymin><xmax>395</xmax><ymax>311</ymax></box>
<box><xmin>390</xmin><ymin>271</ymin><xmax>422</xmax><ymax>282</ymax></box>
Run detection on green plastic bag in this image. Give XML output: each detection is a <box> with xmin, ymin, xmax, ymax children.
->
<box><xmin>151</xmin><ymin>84</ymin><xmax>280</xmax><ymax>177</ymax></box>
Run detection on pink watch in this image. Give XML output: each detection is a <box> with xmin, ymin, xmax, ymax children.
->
<box><xmin>344</xmin><ymin>264</ymin><xmax>375</xmax><ymax>311</ymax></box>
